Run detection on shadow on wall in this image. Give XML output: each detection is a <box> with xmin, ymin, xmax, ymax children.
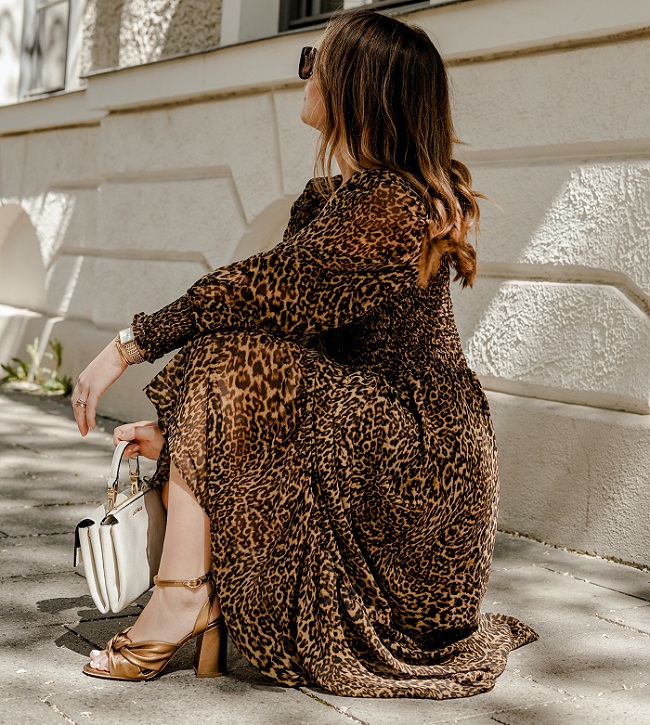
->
<box><xmin>0</xmin><ymin>204</ymin><xmax>46</xmax><ymax>310</ymax></box>
<box><xmin>0</xmin><ymin>203</ymin><xmax>49</xmax><ymax>367</ymax></box>
<box><xmin>86</xmin><ymin>0</ymin><xmax>222</xmax><ymax>73</ymax></box>
<box><xmin>227</xmin><ymin>196</ymin><xmax>296</xmax><ymax>265</ymax></box>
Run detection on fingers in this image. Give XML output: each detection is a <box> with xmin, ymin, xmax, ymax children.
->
<box><xmin>71</xmin><ymin>384</ymin><xmax>90</xmax><ymax>437</ymax></box>
<box><xmin>124</xmin><ymin>443</ymin><xmax>140</xmax><ymax>459</ymax></box>
<box><xmin>113</xmin><ymin>421</ymin><xmax>157</xmax><ymax>458</ymax></box>
<box><xmin>84</xmin><ymin>393</ymin><xmax>98</xmax><ymax>432</ymax></box>
<box><xmin>113</xmin><ymin>421</ymin><xmax>152</xmax><ymax>445</ymax></box>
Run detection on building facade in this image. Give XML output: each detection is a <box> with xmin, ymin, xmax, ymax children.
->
<box><xmin>0</xmin><ymin>0</ymin><xmax>649</xmax><ymax>566</ymax></box>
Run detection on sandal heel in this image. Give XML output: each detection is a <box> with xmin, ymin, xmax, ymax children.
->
<box><xmin>194</xmin><ymin>616</ymin><xmax>227</xmax><ymax>678</ymax></box>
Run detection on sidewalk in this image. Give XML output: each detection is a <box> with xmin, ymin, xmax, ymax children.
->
<box><xmin>0</xmin><ymin>389</ymin><xmax>648</xmax><ymax>725</ymax></box>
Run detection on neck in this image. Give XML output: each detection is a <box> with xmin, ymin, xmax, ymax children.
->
<box><xmin>335</xmin><ymin>151</ymin><xmax>354</xmax><ymax>184</ymax></box>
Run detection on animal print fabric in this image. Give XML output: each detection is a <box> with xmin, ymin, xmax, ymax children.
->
<box><xmin>132</xmin><ymin>168</ymin><xmax>538</xmax><ymax>698</ymax></box>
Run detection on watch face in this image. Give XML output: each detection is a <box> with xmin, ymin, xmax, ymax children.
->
<box><xmin>119</xmin><ymin>327</ymin><xmax>135</xmax><ymax>344</ymax></box>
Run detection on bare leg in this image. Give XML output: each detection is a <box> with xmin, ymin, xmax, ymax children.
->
<box><xmin>89</xmin><ymin>462</ymin><xmax>220</xmax><ymax>671</ymax></box>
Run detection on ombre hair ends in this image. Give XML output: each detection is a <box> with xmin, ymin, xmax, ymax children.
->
<box><xmin>313</xmin><ymin>8</ymin><xmax>481</xmax><ymax>288</ymax></box>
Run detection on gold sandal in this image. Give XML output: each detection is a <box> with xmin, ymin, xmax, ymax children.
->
<box><xmin>82</xmin><ymin>572</ymin><xmax>227</xmax><ymax>681</ymax></box>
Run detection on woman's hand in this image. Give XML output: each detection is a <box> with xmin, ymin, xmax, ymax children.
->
<box><xmin>72</xmin><ymin>339</ymin><xmax>128</xmax><ymax>436</ymax></box>
<box><xmin>113</xmin><ymin>420</ymin><xmax>164</xmax><ymax>461</ymax></box>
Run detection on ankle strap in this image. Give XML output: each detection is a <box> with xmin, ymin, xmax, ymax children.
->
<box><xmin>153</xmin><ymin>572</ymin><xmax>212</xmax><ymax>589</ymax></box>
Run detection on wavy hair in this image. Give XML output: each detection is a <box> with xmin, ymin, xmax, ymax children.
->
<box><xmin>313</xmin><ymin>8</ymin><xmax>481</xmax><ymax>287</ymax></box>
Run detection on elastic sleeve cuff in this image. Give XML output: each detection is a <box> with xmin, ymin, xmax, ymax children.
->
<box><xmin>131</xmin><ymin>294</ymin><xmax>197</xmax><ymax>362</ymax></box>
<box><xmin>131</xmin><ymin>312</ymin><xmax>158</xmax><ymax>363</ymax></box>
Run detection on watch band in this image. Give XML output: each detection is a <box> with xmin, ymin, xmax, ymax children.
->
<box><xmin>117</xmin><ymin>327</ymin><xmax>145</xmax><ymax>365</ymax></box>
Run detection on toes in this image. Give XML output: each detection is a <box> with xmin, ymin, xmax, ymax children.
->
<box><xmin>89</xmin><ymin>649</ymin><xmax>109</xmax><ymax>672</ymax></box>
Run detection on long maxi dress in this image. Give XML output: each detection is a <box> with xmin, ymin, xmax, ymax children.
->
<box><xmin>131</xmin><ymin>168</ymin><xmax>538</xmax><ymax>699</ymax></box>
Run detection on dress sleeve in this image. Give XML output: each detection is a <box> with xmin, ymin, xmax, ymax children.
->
<box><xmin>132</xmin><ymin>174</ymin><xmax>427</xmax><ymax>362</ymax></box>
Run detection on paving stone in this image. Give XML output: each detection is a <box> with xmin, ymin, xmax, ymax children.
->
<box><xmin>596</xmin><ymin>604</ymin><xmax>650</xmax><ymax>636</ymax></box>
<box><xmin>504</xmin><ymin>617</ymin><xmax>650</xmax><ymax>699</ymax></box>
<box><xmin>491</xmin><ymin>685</ymin><xmax>650</xmax><ymax>725</ymax></box>
<box><xmin>0</xmin><ymin>572</ymin><xmax>144</xmax><ymax>631</ymax></box>
<box><xmin>484</xmin><ymin>563</ymin><xmax>646</xmax><ymax>626</ymax></box>
<box><xmin>0</xmin><ymin>533</ymin><xmax>75</xmax><ymax>578</ymax></box>
<box><xmin>305</xmin><ymin>670</ymin><xmax>566</xmax><ymax>725</ymax></box>
<box><xmin>0</xmin><ymin>502</ymin><xmax>104</xmax><ymax>537</ymax></box>
<box><xmin>493</xmin><ymin>533</ymin><xmax>650</xmax><ymax>603</ymax></box>
<box><xmin>0</xmin><ymin>694</ymin><xmax>75</xmax><ymax>725</ymax></box>
<box><xmin>1</xmin><ymin>624</ymin><xmax>351</xmax><ymax>725</ymax></box>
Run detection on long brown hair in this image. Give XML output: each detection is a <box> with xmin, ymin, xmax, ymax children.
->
<box><xmin>313</xmin><ymin>8</ymin><xmax>480</xmax><ymax>288</ymax></box>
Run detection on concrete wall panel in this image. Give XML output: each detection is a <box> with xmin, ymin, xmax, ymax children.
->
<box><xmin>273</xmin><ymin>88</ymin><xmax>317</xmax><ymax>196</ymax></box>
<box><xmin>0</xmin><ymin>136</ymin><xmax>27</xmax><ymax>199</ymax></box>
<box><xmin>100</xmin><ymin>94</ymin><xmax>281</xmax><ymax>221</ymax></box>
<box><xmin>21</xmin><ymin>128</ymin><xmax>101</xmax><ymax>195</ymax></box>
<box><xmin>97</xmin><ymin>178</ymin><xmax>245</xmax><ymax>269</ymax></box>
<box><xmin>45</xmin><ymin>255</ymin><xmax>97</xmax><ymax>320</ymax></box>
<box><xmin>490</xmin><ymin>391</ymin><xmax>650</xmax><ymax>567</ymax></box>
<box><xmin>31</xmin><ymin>190</ymin><xmax>91</xmax><ymax>268</ymax></box>
<box><xmin>452</xmin><ymin>38</ymin><xmax>650</xmax><ymax>153</ymax></box>
<box><xmin>464</xmin><ymin>281</ymin><xmax>650</xmax><ymax>413</ymax></box>
<box><xmin>91</xmin><ymin>258</ymin><xmax>206</xmax><ymax>329</ymax></box>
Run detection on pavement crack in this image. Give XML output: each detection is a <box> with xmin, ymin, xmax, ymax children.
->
<box><xmin>3</xmin><ymin>531</ymin><xmax>76</xmax><ymax>540</ymax></box>
<box><xmin>534</xmin><ymin>564</ymin><xmax>650</xmax><ymax>604</ymax></box>
<box><xmin>298</xmin><ymin>688</ymin><xmax>371</xmax><ymax>724</ymax></box>
<box><xmin>63</xmin><ymin>624</ymin><xmax>105</xmax><ymax>649</ymax></box>
<box><xmin>8</xmin><ymin>442</ymin><xmax>51</xmax><ymax>456</ymax></box>
<box><xmin>595</xmin><ymin>615</ymin><xmax>650</xmax><ymax>637</ymax></box>
<box><xmin>39</xmin><ymin>696</ymin><xmax>78</xmax><ymax>724</ymax></box>
<box><xmin>32</xmin><ymin>501</ymin><xmax>97</xmax><ymax>509</ymax></box>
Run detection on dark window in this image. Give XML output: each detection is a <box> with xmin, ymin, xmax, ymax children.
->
<box><xmin>280</xmin><ymin>1</ymin><xmax>427</xmax><ymax>32</ymax></box>
<box><xmin>20</xmin><ymin>0</ymin><xmax>70</xmax><ymax>97</ymax></box>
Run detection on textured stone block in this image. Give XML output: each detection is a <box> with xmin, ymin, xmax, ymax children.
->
<box><xmin>459</xmin><ymin>281</ymin><xmax>650</xmax><ymax>413</ymax></box>
<box><xmin>471</xmin><ymin>159</ymin><xmax>650</xmax><ymax>296</ymax></box>
<box><xmin>115</xmin><ymin>0</ymin><xmax>222</xmax><ymax>68</ymax></box>
<box><xmin>97</xmin><ymin>177</ymin><xmax>246</xmax><ymax>269</ymax></box>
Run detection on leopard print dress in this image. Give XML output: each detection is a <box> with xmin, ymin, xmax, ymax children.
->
<box><xmin>132</xmin><ymin>168</ymin><xmax>537</xmax><ymax>699</ymax></box>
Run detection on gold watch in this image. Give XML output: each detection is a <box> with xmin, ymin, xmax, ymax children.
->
<box><xmin>118</xmin><ymin>327</ymin><xmax>145</xmax><ymax>364</ymax></box>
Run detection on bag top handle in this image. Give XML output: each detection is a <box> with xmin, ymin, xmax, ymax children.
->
<box><xmin>106</xmin><ymin>440</ymin><xmax>140</xmax><ymax>513</ymax></box>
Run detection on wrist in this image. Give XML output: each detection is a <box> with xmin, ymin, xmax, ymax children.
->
<box><xmin>114</xmin><ymin>337</ymin><xmax>131</xmax><ymax>367</ymax></box>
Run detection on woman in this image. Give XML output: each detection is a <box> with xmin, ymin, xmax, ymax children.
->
<box><xmin>73</xmin><ymin>8</ymin><xmax>537</xmax><ymax>698</ymax></box>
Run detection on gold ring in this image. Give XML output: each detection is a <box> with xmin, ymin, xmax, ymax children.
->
<box><xmin>74</xmin><ymin>398</ymin><xmax>88</xmax><ymax>407</ymax></box>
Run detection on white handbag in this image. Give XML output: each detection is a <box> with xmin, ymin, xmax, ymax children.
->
<box><xmin>73</xmin><ymin>441</ymin><xmax>167</xmax><ymax>614</ymax></box>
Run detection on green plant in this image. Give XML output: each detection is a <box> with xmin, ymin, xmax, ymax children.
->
<box><xmin>0</xmin><ymin>337</ymin><xmax>73</xmax><ymax>396</ymax></box>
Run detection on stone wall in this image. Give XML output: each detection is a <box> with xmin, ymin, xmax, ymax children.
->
<box><xmin>0</xmin><ymin>0</ymin><xmax>648</xmax><ymax>566</ymax></box>
<box><xmin>80</xmin><ymin>0</ymin><xmax>222</xmax><ymax>74</ymax></box>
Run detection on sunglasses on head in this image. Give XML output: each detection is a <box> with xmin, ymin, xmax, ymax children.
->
<box><xmin>299</xmin><ymin>46</ymin><xmax>317</xmax><ymax>80</ymax></box>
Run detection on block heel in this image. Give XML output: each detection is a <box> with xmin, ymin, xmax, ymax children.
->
<box><xmin>194</xmin><ymin>616</ymin><xmax>228</xmax><ymax>677</ymax></box>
